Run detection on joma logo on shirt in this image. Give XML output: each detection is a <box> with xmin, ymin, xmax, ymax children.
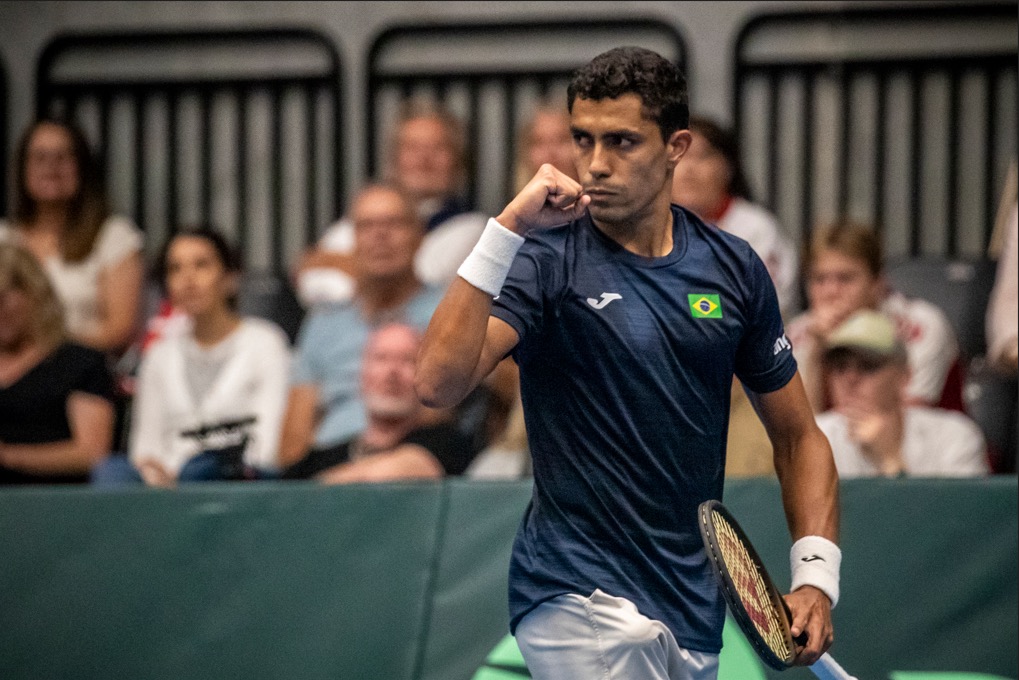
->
<box><xmin>773</xmin><ymin>334</ymin><xmax>791</xmax><ymax>355</ymax></box>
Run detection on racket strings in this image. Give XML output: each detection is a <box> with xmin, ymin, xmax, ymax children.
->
<box><xmin>713</xmin><ymin>512</ymin><xmax>790</xmax><ymax>659</ymax></box>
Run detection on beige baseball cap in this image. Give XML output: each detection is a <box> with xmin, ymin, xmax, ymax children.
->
<box><xmin>824</xmin><ymin>310</ymin><xmax>907</xmax><ymax>363</ymax></box>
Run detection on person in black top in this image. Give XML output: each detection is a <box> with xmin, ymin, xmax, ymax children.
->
<box><xmin>284</xmin><ymin>322</ymin><xmax>473</xmax><ymax>482</ymax></box>
<box><xmin>0</xmin><ymin>243</ymin><xmax>115</xmax><ymax>484</ymax></box>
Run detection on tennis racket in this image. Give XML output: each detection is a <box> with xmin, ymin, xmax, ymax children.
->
<box><xmin>698</xmin><ymin>500</ymin><xmax>856</xmax><ymax>680</ymax></box>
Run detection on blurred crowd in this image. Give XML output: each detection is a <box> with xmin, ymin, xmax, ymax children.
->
<box><xmin>1</xmin><ymin>99</ymin><xmax>1016</xmax><ymax>487</ymax></box>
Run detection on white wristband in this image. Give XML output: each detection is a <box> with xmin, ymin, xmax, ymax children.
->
<box><xmin>790</xmin><ymin>535</ymin><xmax>841</xmax><ymax>608</ymax></box>
<box><xmin>456</xmin><ymin>218</ymin><xmax>525</xmax><ymax>296</ymax></box>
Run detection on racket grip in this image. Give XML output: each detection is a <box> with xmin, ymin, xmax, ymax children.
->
<box><xmin>809</xmin><ymin>653</ymin><xmax>858</xmax><ymax>680</ymax></box>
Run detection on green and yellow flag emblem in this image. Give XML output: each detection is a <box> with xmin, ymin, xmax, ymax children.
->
<box><xmin>688</xmin><ymin>293</ymin><xmax>723</xmax><ymax>319</ymax></box>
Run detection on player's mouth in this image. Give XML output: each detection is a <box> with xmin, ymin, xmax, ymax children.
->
<box><xmin>584</xmin><ymin>188</ymin><xmax>617</xmax><ymax>202</ymax></box>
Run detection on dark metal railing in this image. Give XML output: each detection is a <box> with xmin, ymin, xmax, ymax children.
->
<box><xmin>0</xmin><ymin>55</ymin><xmax>7</xmax><ymax>217</ymax></box>
<box><xmin>734</xmin><ymin>4</ymin><xmax>1018</xmax><ymax>258</ymax></box>
<box><xmin>367</xmin><ymin>18</ymin><xmax>688</xmax><ymax>216</ymax></box>
<box><xmin>36</xmin><ymin>28</ymin><xmax>344</xmax><ymax>274</ymax></box>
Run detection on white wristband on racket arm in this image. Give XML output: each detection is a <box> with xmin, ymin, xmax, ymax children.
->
<box><xmin>456</xmin><ymin>218</ymin><xmax>526</xmax><ymax>297</ymax></box>
<box><xmin>790</xmin><ymin>535</ymin><xmax>842</xmax><ymax>608</ymax></box>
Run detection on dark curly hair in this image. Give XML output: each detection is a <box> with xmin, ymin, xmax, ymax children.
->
<box><xmin>567</xmin><ymin>46</ymin><xmax>688</xmax><ymax>141</ymax></box>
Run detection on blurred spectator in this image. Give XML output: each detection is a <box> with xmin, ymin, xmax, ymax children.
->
<box><xmin>987</xmin><ymin>202</ymin><xmax>1017</xmax><ymax>376</ymax></box>
<box><xmin>0</xmin><ymin>118</ymin><xmax>144</xmax><ymax>354</ymax></box>
<box><xmin>297</xmin><ymin>102</ymin><xmax>486</xmax><ymax>306</ymax></box>
<box><xmin>0</xmin><ymin>243</ymin><xmax>115</xmax><ymax>484</ymax></box>
<box><xmin>284</xmin><ymin>323</ymin><xmax>473</xmax><ymax>482</ymax></box>
<box><xmin>279</xmin><ymin>184</ymin><xmax>445</xmax><ymax>467</ymax></box>
<box><xmin>671</xmin><ymin>115</ymin><xmax>798</xmax><ymax>315</ymax></box>
<box><xmin>816</xmin><ymin>310</ymin><xmax>988</xmax><ymax>478</ymax></box>
<box><xmin>93</xmin><ymin>227</ymin><xmax>290</xmax><ymax>486</ymax></box>
<box><xmin>788</xmin><ymin>221</ymin><xmax>962</xmax><ymax>413</ymax></box>
<box><xmin>514</xmin><ymin>102</ymin><xmax>578</xmax><ymax>192</ymax></box>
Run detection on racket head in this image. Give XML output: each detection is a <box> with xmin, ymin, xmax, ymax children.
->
<box><xmin>698</xmin><ymin>500</ymin><xmax>796</xmax><ymax>670</ymax></box>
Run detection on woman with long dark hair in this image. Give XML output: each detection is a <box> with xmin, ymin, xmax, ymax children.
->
<box><xmin>0</xmin><ymin>118</ymin><xmax>144</xmax><ymax>353</ymax></box>
<box><xmin>94</xmin><ymin>227</ymin><xmax>290</xmax><ymax>485</ymax></box>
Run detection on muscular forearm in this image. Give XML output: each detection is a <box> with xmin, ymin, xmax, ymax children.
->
<box><xmin>416</xmin><ymin>278</ymin><xmax>496</xmax><ymax>408</ymax></box>
<box><xmin>0</xmin><ymin>441</ymin><xmax>105</xmax><ymax>475</ymax></box>
<box><xmin>774</xmin><ymin>426</ymin><xmax>840</xmax><ymax>543</ymax></box>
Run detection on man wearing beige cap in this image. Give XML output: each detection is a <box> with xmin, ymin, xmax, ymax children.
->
<box><xmin>817</xmin><ymin>310</ymin><xmax>988</xmax><ymax>478</ymax></box>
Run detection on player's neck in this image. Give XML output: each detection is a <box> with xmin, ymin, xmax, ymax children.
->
<box><xmin>593</xmin><ymin>197</ymin><xmax>675</xmax><ymax>258</ymax></box>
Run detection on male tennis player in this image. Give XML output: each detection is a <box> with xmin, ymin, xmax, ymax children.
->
<box><xmin>416</xmin><ymin>46</ymin><xmax>840</xmax><ymax>679</ymax></box>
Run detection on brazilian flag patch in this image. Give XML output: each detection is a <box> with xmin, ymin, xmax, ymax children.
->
<box><xmin>688</xmin><ymin>293</ymin><xmax>723</xmax><ymax>319</ymax></box>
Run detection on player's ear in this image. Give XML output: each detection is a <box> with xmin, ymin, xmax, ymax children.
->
<box><xmin>666</xmin><ymin>129</ymin><xmax>692</xmax><ymax>168</ymax></box>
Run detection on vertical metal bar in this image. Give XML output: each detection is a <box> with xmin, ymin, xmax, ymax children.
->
<box><xmin>199</xmin><ymin>90</ymin><xmax>212</xmax><ymax>223</ymax></box>
<box><xmin>435</xmin><ymin>79</ymin><xmax>448</xmax><ymax>104</ymax></box>
<box><xmin>167</xmin><ymin>90</ymin><xmax>179</xmax><ymax>232</ymax></box>
<box><xmin>236</xmin><ymin>88</ymin><xmax>248</xmax><ymax>258</ymax></box>
<box><xmin>305</xmin><ymin>85</ymin><xmax>318</xmax><ymax>247</ymax></box>
<box><xmin>331</xmin><ymin>78</ymin><xmax>343</xmax><ymax>221</ymax></box>
<box><xmin>837</xmin><ymin>69</ymin><xmax>853</xmax><ymax>218</ymax></box>
<box><xmin>133</xmin><ymin>93</ymin><xmax>146</xmax><ymax>230</ymax></box>
<box><xmin>537</xmin><ymin>76</ymin><xmax>550</xmax><ymax>100</ymax></box>
<box><xmin>909</xmin><ymin>72</ymin><xmax>923</xmax><ymax>256</ymax></box>
<box><xmin>983</xmin><ymin>68</ymin><xmax>998</xmax><ymax>252</ymax></box>
<box><xmin>366</xmin><ymin>77</ymin><xmax>379</xmax><ymax>181</ymax></box>
<box><xmin>800</xmin><ymin>71</ymin><xmax>815</xmax><ymax>245</ymax></box>
<box><xmin>467</xmin><ymin>79</ymin><xmax>481</xmax><ymax>210</ymax></box>
<box><xmin>503</xmin><ymin>78</ymin><xmax>517</xmax><ymax>205</ymax></box>
<box><xmin>66</xmin><ymin>95</ymin><xmax>80</xmax><ymax>129</ymax></box>
<box><xmin>873</xmin><ymin>71</ymin><xmax>887</xmax><ymax>232</ymax></box>
<box><xmin>766</xmin><ymin>69</ymin><xmax>780</xmax><ymax>213</ymax></box>
<box><xmin>98</xmin><ymin>92</ymin><xmax>111</xmax><ymax>187</ymax></box>
<box><xmin>400</xmin><ymin>78</ymin><xmax>414</xmax><ymax>99</ymax></box>
<box><xmin>271</xmin><ymin>86</ymin><xmax>284</xmax><ymax>274</ymax></box>
<box><xmin>946</xmin><ymin>70</ymin><xmax>960</xmax><ymax>257</ymax></box>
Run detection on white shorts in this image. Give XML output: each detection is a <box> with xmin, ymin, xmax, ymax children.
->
<box><xmin>515</xmin><ymin>588</ymin><xmax>719</xmax><ymax>680</ymax></box>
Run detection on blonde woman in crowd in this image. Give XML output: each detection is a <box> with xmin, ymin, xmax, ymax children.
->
<box><xmin>0</xmin><ymin>243</ymin><xmax>116</xmax><ymax>484</ymax></box>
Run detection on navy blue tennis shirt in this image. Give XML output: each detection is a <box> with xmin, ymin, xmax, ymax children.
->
<box><xmin>491</xmin><ymin>204</ymin><xmax>797</xmax><ymax>653</ymax></box>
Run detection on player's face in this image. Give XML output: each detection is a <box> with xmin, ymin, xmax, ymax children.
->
<box><xmin>671</xmin><ymin>130</ymin><xmax>731</xmax><ymax>218</ymax></box>
<box><xmin>827</xmin><ymin>352</ymin><xmax>908</xmax><ymax>413</ymax></box>
<box><xmin>352</xmin><ymin>187</ymin><xmax>423</xmax><ymax>282</ymax></box>
<box><xmin>394</xmin><ymin>117</ymin><xmax>458</xmax><ymax>203</ymax></box>
<box><xmin>164</xmin><ymin>236</ymin><xmax>235</xmax><ymax>318</ymax></box>
<box><xmin>570</xmin><ymin>94</ymin><xmax>688</xmax><ymax>228</ymax></box>
<box><xmin>807</xmin><ymin>250</ymin><xmax>883</xmax><ymax>318</ymax></box>
<box><xmin>526</xmin><ymin>110</ymin><xmax>577</xmax><ymax>181</ymax></box>
<box><xmin>24</xmin><ymin>123</ymin><xmax>80</xmax><ymax>206</ymax></box>
<box><xmin>361</xmin><ymin>325</ymin><xmax>421</xmax><ymax>419</ymax></box>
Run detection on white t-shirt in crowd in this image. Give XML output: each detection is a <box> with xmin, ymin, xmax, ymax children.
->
<box><xmin>129</xmin><ymin>317</ymin><xmax>290</xmax><ymax>475</ymax></box>
<box><xmin>716</xmin><ymin>197</ymin><xmax>799</xmax><ymax>316</ymax></box>
<box><xmin>816</xmin><ymin>406</ymin><xmax>988</xmax><ymax>478</ymax></box>
<box><xmin>787</xmin><ymin>292</ymin><xmax>959</xmax><ymax>405</ymax></box>
<box><xmin>297</xmin><ymin>211</ymin><xmax>487</xmax><ymax>307</ymax></box>
<box><xmin>0</xmin><ymin>216</ymin><xmax>143</xmax><ymax>339</ymax></box>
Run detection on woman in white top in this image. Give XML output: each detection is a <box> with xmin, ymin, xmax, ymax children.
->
<box><xmin>115</xmin><ymin>227</ymin><xmax>290</xmax><ymax>485</ymax></box>
<box><xmin>671</xmin><ymin>115</ymin><xmax>799</xmax><ymax>316</ymax></box>
<box><xmin>0</xmin><ymin>119</ymin><xmax>143</xmax><ymax>353</ymax></box>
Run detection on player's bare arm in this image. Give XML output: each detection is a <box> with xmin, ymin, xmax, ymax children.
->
<box><xmin>415</xmin><ymin>165</ymin><xmax>589</xmax><ymax>409</ymax></box>
<box><xmin>750</xmin><ymin>371</ymin><xmax>840</xmax><ymax>666</ymax></box>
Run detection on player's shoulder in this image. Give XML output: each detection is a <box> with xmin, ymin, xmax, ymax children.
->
<box><xmin>679</xmin><ymin>204</ymin><xmax>757</xmax><ymax>257</ymax></box>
